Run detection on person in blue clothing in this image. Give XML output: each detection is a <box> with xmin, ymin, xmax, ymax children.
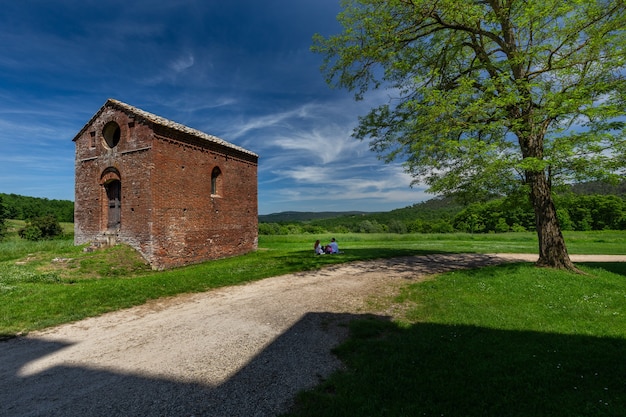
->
<box><xmin>326</xmin><ymin>238</ymin><xmax>339</xmax><ymax>254</ymax></box>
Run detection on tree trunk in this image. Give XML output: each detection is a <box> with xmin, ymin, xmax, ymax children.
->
<box><xmin>527</xmin><ymin>171</ymin><xmax>578</xmax><ymax>271</ymax></box>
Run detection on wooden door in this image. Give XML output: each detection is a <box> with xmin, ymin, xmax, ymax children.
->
<box><xmin>106</xmin><ymin>180</ymin><xmax>121</xmax><ymax>230</ymax></box>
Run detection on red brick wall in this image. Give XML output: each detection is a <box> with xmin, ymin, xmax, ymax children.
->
<box><xmin>74</xmin><ymin>104</ymin><xmax>258</xmax><ymax>269</ymax></box>
<box><xmin>148</xmin><ymin>136</ymin><xmax>258</xmax><ymax>269</ymax></box>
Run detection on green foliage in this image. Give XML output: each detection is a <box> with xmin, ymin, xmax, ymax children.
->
<box><xmin>0</xmin><ymin>193</ymin><xmax>74</xmax><ymax>222</ymax></box>
<box><xmin>0</xmin><ymin>195</ymin><xmax>7</xmax><ymax>240</ymax></box>
<box><xmin>571</xmin><ymin>180</ymin><xmax>626</xmax><ymax>196</ymax></box>
<box><xmin>387</xmin><ymin>219</ymin><xmax>407</xmax><ymax>234</ymax></box>
<box><xmin>18</xmin><ymin>225</ymin><xmax>43</xmax><ymax>241</ymax></box>
<box><xmin>314</xmin><ymin>0</ymin><xmax>626</xmax><ymax>266</ymax></box>
<box><xmin>18</xmin><ymin>215</ymin><xmax>64</xmax><ymax>241</ymax></box>
<box><xmin>259</xmin><ymin>197</ymin><xmax>463</xmax><ymax>235</ymax></box>
<box><xmin>259</xmin><ymin>211</ymin><xmax>368</xmax><ymax>223</ymax></box>
<box><xmin>260</xmin><ymin>192</ymin><xmax>626</xmax><ymax>236</ymax></box>
<box><xmin>357</xmin><ymin>219</ymin><xmax>385</xmax><ymax>233</ymax></box>
<box><xmin>313</xmin><ymin>0</ymin><xmax>626</xmax><ymax>196</ymax></box>
<box><xmin>557</xmin><ymin>193</ymin><xmax>626</xmax><ymax>230</ymax></box>
<box><xmin>454</xmin><ymin>197</ymin><xmax>535</xmax><ymax>233</ymax></box>
<box><xmin>454</xmin><ymin>193</ymin><xmax>626</xmax><ymax>234</ymax></box>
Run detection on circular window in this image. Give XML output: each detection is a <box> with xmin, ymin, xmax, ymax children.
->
<box><xmin>102</xmin><ymin>121</ymin><xmax>121</xmax><ymax>148</ymax></box>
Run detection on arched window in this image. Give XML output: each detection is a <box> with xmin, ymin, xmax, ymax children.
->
<box><xmin>211</xmin><ymin>167</ymin><xmax>222</xmax><ymax>196</ymax></box>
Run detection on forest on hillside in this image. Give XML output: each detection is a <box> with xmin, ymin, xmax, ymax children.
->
<box><xmin>2</xmin><ymin>181</ymin><xmax>625</xmax><ymax>236</ymax></box>
<box><xmin>260</xmin><ymin>182</ymin><xmax>626</xmax><ymax>235</ymax></box>
<box><xmin>0</xmin><ymin>193</ymin><xmax>74</xmax><ymax>223</ymax></box>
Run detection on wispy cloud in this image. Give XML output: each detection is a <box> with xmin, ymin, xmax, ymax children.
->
<box><xmin>170</xmin><ymin>53</ymin><xmax>195</xmax><ymax>73</ymax></box>
<box><xmin>0</xmin><ymin>1</ymin><xmax>431</xmax><ymax>212</ymax></box>
<box><xmin>226</xmin><ymin>104</ymin><xmax>320</xmax><ymax>140</ymax></box>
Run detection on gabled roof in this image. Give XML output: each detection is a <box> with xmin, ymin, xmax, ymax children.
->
<box><xmin>73</xmin><ymin>98</ymin><xmax>258</xmax><ymax>158</ymax></box>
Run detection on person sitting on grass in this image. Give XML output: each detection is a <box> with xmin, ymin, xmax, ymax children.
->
<box><xmin>325</xmin><ymin>238</ymin><xmax>339</xmax><ymax>254</ymax></box>
<box><xmin>314</xmin><ymin>239</ymin><xmax>324</xmax><ymax>255</ymax></box>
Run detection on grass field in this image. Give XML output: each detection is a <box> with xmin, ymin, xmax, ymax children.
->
<box><xmin>1</xmin><ymin>230</ymin><xmax>625</xmax><ymax>338</ymax></box>
<box><xmin>1</xmin><ymin>229</ymin><xmax>625</xmax><ymax>415</ymax></box>
<box><xmin>285</xmin><ymin>262</ymin><xmax>626</xmax><ymax>417</ymax></box>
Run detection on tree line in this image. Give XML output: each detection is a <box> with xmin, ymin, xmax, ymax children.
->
<box><xmin>260</xmin><ymin>193</ymin><xmax>626</xmax><ymax>235</ymax></box>
<box><xmin>0</xmin><ymin>193</ymin><xmax>74</xmax><ymax>223</ymax></box>
<box><xmin>2</xmin><ymin>189</ymin><xmax>624</xmax><ymax>239</ymax></box>
<box><xmin>0</xmin><ymin>193</ymin><xmax>73</xmax><ymax>241</ymax></box>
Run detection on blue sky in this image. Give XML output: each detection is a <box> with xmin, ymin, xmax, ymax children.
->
<box><xmin>0</xmin><ymin>0</ymin><xmax>431</xmax><ymax>214</ymax></box>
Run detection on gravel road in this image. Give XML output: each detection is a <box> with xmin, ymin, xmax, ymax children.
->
<box><xmin>1</xmin><ymin>253</ymin><xmax>624</xmax><ymax>417</ymax></box>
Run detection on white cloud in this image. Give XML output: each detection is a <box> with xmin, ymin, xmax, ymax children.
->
<box><xmin>226</xmin><ymin>104</ymin><xmax>319</xmax><ymax>140</ymax></box>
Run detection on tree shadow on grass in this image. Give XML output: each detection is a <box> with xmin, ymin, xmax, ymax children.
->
<box><xmin>579</xmin><ymin>262</ymin><xmax>626</xmax><ymax>277</ymax></box>
<box><xmin>278</xmin><ymin>248</ymin><xmax>458</xmax><ymax>271</ymax></box>
<box><xmin>277</xmin><ymin>250</ymin><xmax>518</xmax><ymax>282</ymax></box>
<box><xmin>287</xmin><ymin>317</ymin><xmax>626</xmax><ymax>417</ymax></box>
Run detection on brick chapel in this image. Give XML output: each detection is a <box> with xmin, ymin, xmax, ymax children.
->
<box><xmin>73</xmin><ymin>99</ymin><xmax>259</xmax><ymax>269</ymax></box>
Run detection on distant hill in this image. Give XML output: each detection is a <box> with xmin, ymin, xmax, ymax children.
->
<box><xmin>306</xmin><ymin>197</ymin><xmax>463</xmax><ymax>230</ymax></box>
<box><xmin>569</xmin><ymin>181</ymin><xmax>626</xmax><ymax>196</ymax></box>
<box><xmin>259</xmin><ymin>180</ymin><xmax>626</xmax><ymax>231</ymax></box>
<box><xmin>259</xmin><ymin>197</ymin><xmax>462</xmax><ymax>225</ymax></box>
<box><xmin>4</xmin><ymin>179</ymin><xmax>623</xmax><ymax>227</ymax></box>
<box><xmin>259</xmin><ymin>211</ymin><xmax>370</xmax><ymax>223</ymax></box>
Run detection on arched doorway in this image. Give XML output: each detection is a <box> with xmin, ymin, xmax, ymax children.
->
<box><xmin>100</xmin><ymin>167</ymin><xmax>122</xmax><ymax>232</ymax></box>
<box><xmin>105</xmin><ymin>180</ymin><xmax>121</xmax><ymax>230</ymax></box>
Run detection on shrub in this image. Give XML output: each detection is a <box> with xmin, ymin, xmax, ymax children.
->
<box><xmin>19</xmin><ymin>225</ymin><xmax>43</xmax><ymax>241</ymax></box>
<box><xmin>387</xmin><ymin>219</ymin><xmax>408</xmax><ymax>234</ymax></box>
<box><xmin>19</xmin><ymin>215</ymin><xmax>63</xmax><ymax>241</ymax></box>
<box><xmin>494</xmin><ymin>218</ymin><xmax>510</xmax><ymax>233</ymax></box>
<box><xmin>432</xmin><ymin>220</ymin><xmax>455</xmax><ymax>233</ymax></box>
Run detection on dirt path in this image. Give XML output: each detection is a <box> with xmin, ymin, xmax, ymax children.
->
<box><xmin>1</xmin><ymin>253</ymin><xmax>624</xmax><ymax>417</ymax></box>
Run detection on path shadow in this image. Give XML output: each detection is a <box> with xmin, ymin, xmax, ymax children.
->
<box><xmin>0</xmin><ymin>312</ymin><xmax>371</xmax><ymax>417</ymax></box>
<box><xmin>285</xmin><ymin>251</ymin><xmax>517</xmax><ymax>282</ymax></box>
<box><xmin>3</xmin><ymin>304</ymin><xmax>625</xmax><ymax>416</ymax></box>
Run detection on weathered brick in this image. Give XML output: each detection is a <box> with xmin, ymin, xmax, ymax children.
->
<box><xmin>73</xmin><ymin>99</ymin><xmax>258</xmax><ymax>269</ymax></box>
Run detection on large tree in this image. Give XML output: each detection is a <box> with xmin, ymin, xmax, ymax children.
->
<box><xmin>314</xmin><ymin>0</ymin><xmax>626</xmax><ymax>270</ymax></box>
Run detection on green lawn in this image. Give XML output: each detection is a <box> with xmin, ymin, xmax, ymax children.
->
<box><xmin>286</xmin><ymin>262</ymin><xmax>626</xmax><ymax>417</ymax></box>
<box><xmin>1</xmin><ymin>230</ymin><xmax>625</xmax><ymax>415</ymax></box>
<box><xmin>1</xmin><ymin>231</ymin><xmax>625</xmax><ymax>338</ymax></box>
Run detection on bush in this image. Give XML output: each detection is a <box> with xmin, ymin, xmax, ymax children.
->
<box><xmin>494</xmin><ymin>218</ymin><xmax>510</xmax><ymax>233</ymax></box>
<box><xmin>19</xmin><ymin>215</ymin><xmax>63</xmax><ymax>241</ymax></box>
<box><xmin>387</xmin><ymin>219</ymin><xmax>408</xmax><ymax>234</ymax></box>
<box><xmin>432</xmin><ymin>220</ymin><xmax>455</xmax><ymax>233</ymax></box>
<box><xmin>259</xmin><ymin>223</ymin><xmax>281</xmax><ymax>235</ymax></box>
<box><xmin>19</xmin><ymin>225</ymin><xmax>43</xmax><ymax>241</ymax></box>
<box><xmin>358</xmin><ymin>220</ymin><xmax>385</xmax><ymax>233</ymax></box>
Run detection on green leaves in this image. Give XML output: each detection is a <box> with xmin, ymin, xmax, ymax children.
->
<box><xmin>313</xmin><ymin>0</ymin><xmax>626</xmax><ymax>196</ymax></box>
